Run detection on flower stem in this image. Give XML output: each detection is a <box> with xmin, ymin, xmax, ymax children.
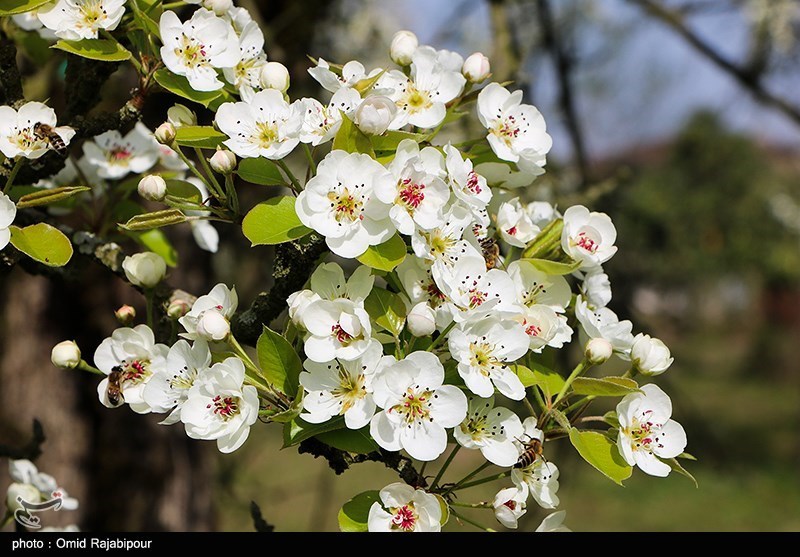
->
<box><xmin>452</xmin><ymin>471</ymin><xmax>511</xmax><ymax>492</ymax></box>
<box><xmin>76</xmin><ymin>360</ymin><xmax>105</xmax><ymax>376</ymax></box>
<box><xmin>194</xmin><ymin>147</ymin><xmax>226</xmax><ymax>202</ymax></box>
<box><xmin>224</xmin><ymin>174</ymin><xmax>240</xmax><ymax>216</ymax></box>
<box><xmin>554</xmin><ymin>358</ymin><xmax>591</xmax><ymax>405</ymax></box>
<box><xmin>450</xmin><ymin>509</ymin><xmax>495</xmax><ymax>532</ymax></box>
<box><xmin>303</xmin><ymin>144</ymin><xmax>317</xmax><ymax>177</ymax></box>
<box><xmin>430</xmin><ymin>444</ymin><xmax>460</xmax><ymax>490</ymax></box>
<box><xmin>523</xmin><ymin>397</ymin><xmax>538</xmax><ymax>418</ymax></box>
<box><xmin>443</xmin><ymin>461</ymin><xmax>492</xmax><ymax>496</ymax></box>
<box><xmin>173</xmin><ymin>145</ymin><xmax>226</xmax><ymax>201</ymax></box>
<box><xmin>3</xmin><ymin>158</ymin><xmax>23</xmax><ymax>194</ymax></box>
<box><xmin>275</xmin><ymin>159</ymin><xmax>303</xmax><ymax>193</ymax></box>
<box><xmin>228</xmin><ymin>334</ymin><xmax>261</xmax><ymax>376</ymax></box>
<box><xmin>450</xmin><ymin>501</ymin><xmax>492</xmax><ymax>509</ymax></box>
<box><xmin>426</xmin><ymin>321</ymin><xmax>456</xmax><ymax>352</ymax></box>
<box><xmin>622</xmin><ymin>366</ymin><xmax>637</xmax><ymax>379</ymax></box>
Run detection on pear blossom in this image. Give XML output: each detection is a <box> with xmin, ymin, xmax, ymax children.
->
<box><xmin>12</xmin><ymin>11</ymin><xmax>57</xmax><ymax>39</ymax></box>
<box><xmin>463</xmin><ymin>52</ymin><xmax>491</xmax><ymax>83</ymax></box>
<box><xmin>0</xmin><ymin>192</ymin><xmax>17</xmax><ymax>251</ymax></box>
<box><xmin>259</xmin><ymin>61</ymin><xmax>290</xmax><ymax>92</ymax></box>
<box><xmin>477</xmin><ymin>82</ymin><xmax>552</xmax><ymax>175</ymax></box>
<box><xmin>82</xmin><ymin>122</ymin><xmax>159</xmax><ymax>180</ymax></box>
<box><xmin>454</xmin><ymin>396</ymin><xmax>524</xmax><ymax>466</ymax></box>
<box><xmin>497</xmin><ymin>198</ymin><xmax>539</xmax><ymax>247</ymax></box>
<box><xmin>0</xmin><ymin>102</ymin><xmax>75</xmax><ymax>160</ymax></box>
<box><xmin>300</xmin><ymin>298</ymin><xmax>373</xmax><ymax>362</ymax></box>
<box><xmin>375</xmin><ymin>139</ymin><xmax>450</xmax><ymax>235</ymax></box>
<box><xmin>617</xmin><ymin>384</ymin><xmax>687</xmax><ymax>477</ymax></box>
<box><xmin>179</xmin><ymin>283</ymin><xmax>238</xmax><ymax>341</ymax></box>
<box><xmin>380</xmin><ymin>46</ymin><xmax>466</xmax><ymax>129</ymax></box>
<box><xmin>585</xmin><ymin>337</ymin><xmax>613</xmax><ymax>365</ymax></box>
<box><xmin>354</xmin><ymin>96</ymin><xmax>397</xmax><ymax>136</ymax></box>
<box><xmin>299</xmin><ymin>88</ymin><xmax>361</xmax><ymax>146</ymax></box>
<box><xmin>216</xmin><ymin>89</ymin><xmax>303</xmax><ymax>159</ymax></box>
<box><xmin>367</xmin><ymin>482</ymin><xmax>441</xmax><ymax>532</ymax></box>
<box><xmin>159</xmin><ymin>8</ymin><xmax>241</xmax><ymax>92</ymax></box>
<box><xmin>445</xmin><ymin>144</ymin><xmax>492</xmax><ymax>218</ymax></box>
<box><xmin>295</xmin><ymin>150</ymin><xmax>395</xmax><ymax>258</ymax></box>
<box><xmin>448</xmin><ymin>318</ymin><xmax>529</xmax><ymax>400</ymax></box>
<box><xmin>370</xmin><ymin>351</ymin><xmax>467</xmax><ymax>461</ymax></box>
<box><xmin>389</xmin><ymin>30</ymin><xmax>419</xmax><ymax>66</ymax></box>
<box><xmin>94</xmin><ymin>325</ymin><xmax>168</xmax><ymax>413</ymax></box>
<box><xmin>308</xmin><ymin>58</ymin><xmax>372</xmax><ymax>93</ymax></box>
<box><xmin>406</xmin><ymin>302</ymin><xmax>436</xmax><ymax>337</ymax></box>
<box><xmin>223</xmin><ymin>21</ymin><xmax>268</xmax><ymax>92</ymax></box>
<box><xmin>512</xmin><ymin>418</ymin><xmax>560</xmax><ymax>508</ymax></box>
<box><xmin>396</xmin><ymin>256</ymin><xmax>453</xmax><ymax>329</ymax></box>
<box><xmin>38</xmin><ymin>0</ymin><xmax>125</xmax><ymax>41</ymax></box>
<box><xmin>630</xmin><ymin>333</ymin><xmax>673</xmax><ymax>376</ymax></box>
<box><xmin>411</xmin><ymin>204</ymin><xmax>477</xmax><ymax>272</ymax></box>
<box><xmin>51</xmin><ymin>340</ymin><xmax>81</xmax><ymax>369</ymax></box>
<box><xmin>6</xmin><ymin>483</ymin><xmax>41</xmax><ymax>514</ymax></box>
<box><xmin>181</xmin><ymin>357</ymin><xmax>259</xmax><ymax>453</ymax></box>
<box><xmin>493</xmin><ymin>487</ymin><xmax>527</xmax><ymax>529</ymax></box>
<box><xmin>143</xmin><ymin>340</ymin><xmax>212</xmax><ymax>424</ymax></box>
<box><xmin>437</xmin><ymin>252</ymin><xmax>521</xmax><ymax>321</ymax></box>
<box><xmin>168</xmin><ymin>104</ymin><xmax>198</xmax><ymax>128</ymax></box>
<box><xmin>474</xmin><ymin>162</ymin><xmax>533</xmax><ymax>190</ymax></box>
<box><xmin>287</xmin><ymin>263</ymin><xmax>374</xmax><ymax>327</ymax></box>
<box><xmin>536</xmin><ymin>510</ymin><xmax>571</xmax><ymax>532</ymax></box>
<box><xmin>299</xmin><ymin>340</ymin><xmax>384</xmax><ymax>429</ymax></box>
<box><xmin>9</xmin><ymin>460</ymin><xmax>78</xmax><ymax>511</ymax></box>
<box><xmin>575</xmin><ymin>296</ymin><xmax>634</xmax><ymax>354</ymax></box>
<box><xmin>514</xmin><ymin>304</ymin><xmax>572</xmax><ymax>352</ymax></box>
<box><xmin>209</xmin><ymin>149</ymin><xmax>237</xmax><ymax>175</ymax></box>
<box><xmin>508</xmin><ymin>260</ymin><xmax>571</xmax><ymax>312</ymax></box>
<box><xmin>122</xmin><ymin>252</ymin><xmax>167</xmax><ymax>288</ymax></box>
<box><xmin>183</xmin><ymin>178</ymin><xmax>220</xmax><ymax>253</ymax></box>
<box><xmin>580</xmin><ymin>267</ymin><xmax>612</xmax><ymax>309</ymax></box>
<box><xmin>561</xmin><ymin>205</ymin><xmax>618</xmax><ymax>269</ymax></box>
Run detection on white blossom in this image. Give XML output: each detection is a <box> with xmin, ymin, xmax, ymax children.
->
<box><xmin>396</xmin><ymin>255</ymin><xmax>453</xmax><ymax>330</ymax></box>
<box><xmin>179</xmin><ymin>283</ymin><xmax>238</xmax><ymax>341</ymax></box>
<box><xmin>122</xmin><ymin>252</ymin><xmax>167</xmax><ymax>288</ymax></box>
<box><xmin>300</xmin><ymin>298</ymin><xmax>373</xmax><ymax>362</ymax></box>
<box><xmin>0</xmin><ymin>192</ymin><xmax>17</xmax><ymax>252</ymax></box>
<box><xmin>493</xmin><ymin>486</ymin><xmax>527</xmax><ymax>529</ymax></box>
<box><xmin>575</xmin><ymin>296</ymin><xmax>634</xmax><ymax>354</ymax></box>
<box><xmin>82</xmin><ymin>122</ymin><xmax>159</xmax><ymax>180</ymax></box>
<box><xmin>445</xmin><ymin>144</ymin><xmax>492</xmax><ymax>219</ymax></box>
<box><xmin>630</xmin><ymin>333</ymin><xmax>673</xmax><ymax>376</ymax></box>
<box><xmin>367</xmin><ymin>482</ymin><xmax>441</xmax><ymax>532</ymax></box>
<box><xmin>51</xmin><ymin>340</ymin><xmax>81</xmax><ymax>369</ymax></box>
<box><xmin>0</xmin><ymin>102</ymin><xmax>75</xmax><ymax>160</ymax></box>
<box><xmin>308</xmin><ymin>58</ymin><xmax>371</xmax><ymax>93</ymax></box>
<box><xmin>353</xmin><ymin>95</ymin><xmax>397</xmax><ymax>136</ymax></box>
<box><xmin>223</xmin><ymin>21</ymin><xmax>268</xmax><ymax>93</ymax></box>
<box><xmin>299</xmin><ymin>88</ymin><xmax>361</xmax><ymax>146</ymax></box>
<box><xmin>535</xmin><ymin>510</ymin><xmax>571</xmax><ymax>532</ymax></box>
<box><xmin>507</xmin><ymin>260</ymin><xmax>571</xmax><ymax>312</ymax></box>
<box><xmin>437</xmin><ymin>252</ymin><xmax>521</xmax><ymax>322</ymax></box>
<box><xmin>512</xmin><ymin>418</ymin><xmax>560</xmax><ymax>509</ymax></box>
<box><xmin>580</xmin><ymin>267</ymin><xmax>612</xmax><ymax>309</ymax></box>
<box><xmin>259</xmin><ymin>61</ymin><xmax>290</xmax><ymax>92</ymax></box>
<box><xmin>561</xmin><ymin>205</ymin><xmax>618</xmax><ymax>269</ymax></box>
<box><xmin>143</xmin><ymin>339</ymin><xmax>212</xmax><ymax>424</ymax></box>
<box><xmin>497</xmin><ymin>198</ymin><xmax>539</xmax><ymax>248</ymax></box>
<box><xmin>513</xmin><ymin>304</ymin><xmax>572</xmax><ymax>352</ymax></box>
<box><xmin>454</xmin><ymin>396</ymin><xmax>524</xmax><ymax>466</ymax></box>
<box><xmin>38</xmin><ymin>0</ymin><xmax>125</xmax><ymax>40</ymax></box>
<box><xmin>389</xmin><ymin>30</ymin><xmax>419</xmax><ymax>66</ymax></box>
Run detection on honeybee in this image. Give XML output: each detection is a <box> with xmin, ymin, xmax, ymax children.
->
<box><xmin>479</xmin><ymin>236</ymin><xmax>501</xmax><ymax>270</ymax></box>
<box><xmin>106</xmin><ymin>365</ymin><xmax>125</xmax><ymax>407</ymax></box>
<box><xmin>514</xmin><ymin>435</ymin><xmax>545</xmax><ymax>469</ymax></box>
<box><xmin>33</xmin><ymin>123</ymin><xmax>68</xmax><ymax>157</ymax></box>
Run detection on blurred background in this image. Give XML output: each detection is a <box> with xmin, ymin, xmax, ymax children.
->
<box><xmin>1</xmin><ymin>0</ymin><xmax>800</xmax><ymax>532</ymax></box>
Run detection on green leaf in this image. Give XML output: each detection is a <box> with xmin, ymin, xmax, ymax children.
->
<box><xmin>256</xmin><ymin>326</ymin><xmax>301</xmax><ymax>397</ymax></box>
<box><xmin>0</xmin><ymin>0</ymin><xmax>52</xmax><ymax>16</ymax></box>
<box><xmin>16</xmin><ymin>186</ymin><xmax>90</xmax><ymax>209</ymax></box>
<box><xmin>237</xmin><ymin>158</ymin><xmax>286</xmax><ymax>186</ymax></box>
<box><xmin>520</xmin><ymin>257</ymin><xmax>582</xmax><ymax>276</ymax></box>
<box><xmin>665</xmin><ymin>458</ymin><xmax>698</xmax><ymax>487</ymax></box>
<box><xmin>52</xmin><ymin>39</ymin><xmax>132</xmax><ymax>62</ymax></box>
<box><xmin>242</xmin><ymin>196</ymin><xmax>311</xmax><ymax>246</ymax></box>
<box><xmin>315</xmin><ymin>427</ymin><xmax>379</xmax><ymax>454</ymax></box>
<box><xmin>678</xmin><ymin>452</ymin><xmax>698</xmax><ymax>461</ymax></box>
<box><xmin>356</xmin><ymin>234</ymin><xmax>407</xmax><ymax>272</ymax></box>
<box><xmin>352</xmin><ymin>69</ymin><xmax>385</xmax><ymax>96</ymax></box>
<box><xmin>266</xmin><ymin>390</ymin><xmax>304</xmax><ymax>423</ymax></box>
<box><xmin>332</xmin><ymin>113</ymin><xmax>374</xmax><ymax>157</ymax></box>
<box><xmin>434</xmin><ymin>494</ymin><xmax>450</xmax><ymax>526</ymax></box>
<box><xmin>338</xmin><ymin>490</ymin><xmax>381</xmax><ymax>532</ymax></box>
<box><xmin>9</xmin><ymin>224</ymin><xmax>73</xmax><ymax>267</ymax></box>
<box><xmin>514</xmin><ymin>362</ymin><xmax>565</xmax><ymax>398</ymax></box>
<box><xmin>119</xmin><ymin>209</ymin><xmax>188</xmax><ymax>231</ymax></box>
<box><xmin>174</xmin><ymin>126</ymin><xmax>228</xmax><ymax>149</ymax></box>
<box><xmin>165</xmin><ymin>179</ymin><xmax>203</xmax><ymax>204</ymax></box>
<box><xmin>602</xmin><ymin>411</ymin><xmax>620</xmax><ymax>429</ymax></box>
<box><xmin>549</xmin><ymin>408</ymin><xmax>571</xmax><ymax>430</ymax></box>
<box><xmin>364</xmin><ymin>287</ymin><xmax>406</xmax><ymax>337</ymax></box>
<box><xmin>154</xmin><ymin>69</ymin><xmax>223</xmax><ymax>107</ymax></box>
<box><xmin>283</xmin><ymin>417</ymin><xmax>345</xmax><ymax>448</ymax></box>
<box><xmin>569</xmin><ymin>428</ymin><xmax>632</xmax><ymax>486</ymax></box>
<box><xmin>132</xmin><ymin>0</ymin><xmax>161</xmax><ymax>37</ymax></box>
<box><xmin>133</xmin><ymin>229</ymin><xmax>178</xmax><ymax>268</ymax></box>
<box><xmin>370</xmin><ymin>130</ymin><xmax>428</xmax><ymax>153</ymax></box>
<box><xmin>571</xmin><ymin>377</ymin><xmax>640</xmax><ymax>397</ymax></box>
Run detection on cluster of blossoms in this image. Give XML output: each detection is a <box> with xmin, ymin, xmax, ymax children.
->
<box><xmin>4</xmin><ymin>460</ymin><xmax>79</xmax><ymax>531</ymax></box>
<box><xmin>1</xmin><ymin>0</ymin><xmax>690</xmax><ymax>533</ymax></box>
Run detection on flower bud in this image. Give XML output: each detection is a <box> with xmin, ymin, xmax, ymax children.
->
<box><xmin>203</xmin><ymin>0</ymin><xmax>232</xmax><ymax>15</ymax></box>
<box><xmin>138</xmin><ymin>175</ymin><xmax>167</xmax><ymax>202</ymax></box>
<box><xmin>630</xmin><ymin>333</ymin><xmax>673</xmax><ymax>376</ymax></box>
<box><xmin>209</xmin><ymin>149</ymin><xmax>237</xmax><ymax>175</ymax></box>
<box><xmin>287</xmin><ymin>290</ymin><xmax>320</xmax><ymax>325</ymax></box>
<box><xmin>584</xmin><ymin>338</ymin><xmax>612</xmax><ymax>365</ymax></box>
<box><xmin>260</xmin><ymin>62</ymin><xmax>290</xmax><ymax>92</ymax></box>
<box><xmin>51</xmin><ymin>340</ymin><xmax>81</xmax><ymax>369</ymax></box>
<box><xmin>407</xmin><ymin>302</ymin><xmax>436</xmax><ymax>337</ymax></box>
<box><xmin>114</xmin><ymin>304</ymin><xmax>136</xmax><ymax>326</ymax></box>
<box><xmin>354</xmin><ymin>96</ymin><xmax>397</xmax><ymax>136</ymax></box>
<box><xmin>7</xmin><ymin>483</ymin><xmax>40</xmax><ymax>514</ymax></box>
<box><xmin>462</xmin><ymin>52</ymin><xmax>491</xmax><ymax>83</ymax></box>
<box><xmin>167</xmin><ymin>298</ymin><xmax>191</xmax><ymax>319</ymax></box>
<box><xmin>167</xmin><ymin>103</ymin><xmax>197</xmax><ymax>128</ymax></box>
<box><xmin>390</xmin><ymin>30</ymin><xmax>419</xmax><ymax>66</ymax></box>
<box><xmin>196</xmin><ymin>309</ymin><xmax>230</xmax><ymax>341</ymax></box>
<box><xmin>154</xmin><ymin>122</ymin><xmax>177</xmax><ymax>145</ymax></box>
<box><xmin>122</xmin><ymin>252</ymin><xmax>167</xmax><ymax>289</ymax></box>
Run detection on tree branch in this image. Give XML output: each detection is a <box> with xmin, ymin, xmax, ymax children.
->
<box><xmin>628</xmin><ymin>0</ymin><xmax>800</xmax><ymax>128</ymax></box>
<box><xmin>0</xmin><ymin>419</ymin><xmax>45</xmax><ymax>461</ymax></box>
<box><xmin>0</xmin><ymin>35</ymin><xmax>24</xmax><ymax>106</ymax></box>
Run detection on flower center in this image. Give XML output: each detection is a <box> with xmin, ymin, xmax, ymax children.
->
<box><xmin>506</xmin><ymin>226</ymin><xmax>518</xmax><ymax>236</ymax></box>
<box><xmin>466</xmin><ymin>171</ymin><xmax>482</xmax><ymax>194</ymax></box>
<box><xmin>390</xmin><ymin>386</ymin><xmax>434</xmax><ymax>425</ymax></box>
<box><xmin>169</xmin><ymin>365</ymin><xmax>197</xmax><ymax>391</ymax></box>
<box><xmin>107</xmin><ymin>145</ymin><xmax>133</xmax><ymax>164</ymax></box>
<box><xmin>494</xmin><ymin>115</ymin><xmax>520</xmax><ymax>145</ymax></box>
<box><xmin>78</xmin><ymin>1</ymin><xmax>106</xmax><ymax>28</ymax></box>
<box><xmin>461</xmin><ymin>413</ymin><xmax>490</xmax><ymax>441</ymax></box>
<box><xmin>119</xmin><ymin>359</ymin><xmax>151</xmax><ymax>386</ymax></box>
<box><xmin>503</xmin><ymin>500</ymin><xmax>517</xmax><ymax>511</ymax></box>
<box><xmin>331</xmin><ymin>369</ymin><xmax>367</xmax><ymax>414</ymax></box>
<box><xmin>253</xmin><ymin>121</ymin><xmax>279</xmax><ymax>149</ymax></box>
<box><xmin>428</xmin><ymin>232</ymin><xmax>456</xmax><ymax>260</ymax></box>
<box><xmin>524</xmin><ymin>320</ymin><xmax>542</xmax><ymax>337</ymax></box>
<box><xmin>573</xmin><ymin>227</ymin><xmax>601</xmax><ymax>254</ymax></box>
<box><xmin>521</xmin><ymin>280</ymin><xmax>546</xmax><ymax>307</ymax></box>
<box><xmin>207</xmin><ymin>395</ymin><xmax>241</xmax><ymax>420</ymax></box>
<box><xmin>328</xmin><ymin>187</ymin><xmax>364</xmax><ymax>223</ymax></box>
<box><xmin>469</xmin><ymin>342</ymin><xmax>500</xmax><ymax>376</ymax></box>
<box><xmin>626</xmin><ymin>410</ymin><xmax>664</xmax><ymax>453</ymax></box>
<box><xmin>390</xmin><ymin>504</ymin><xmax>418</xmax><ymax>531</ymax></box>
<box><xmin>397</xmin><ymin>179</ymin><xmax>425</xmax><ymax>211</ymax></box>
<box><xmin>331</xmin><ymin>323</ymin><xmax>354</xmax><ymax>344</ymax></box>
<box><xmin>467</xmin><ymin>288</ymin><xmax>487</xmax><ymax>309</ymax></box>
<box><xmin>424</xmin><ymin>281</ymin><xmax>446</xmax><ymax>308</ymax></box>
<box><xmin>177</xmin><ymin>35</ymin><xmax>209</xmax><ymax>69</ymax></box>
<box><xmin>11</xmin><ymin>126</ymin><xmax>45</xmax><ymax>152</ymax></box>
<box><xmin>400</xmin><ymin>84</ymin><xmax>433</xmax><ymax>115</ymax></box>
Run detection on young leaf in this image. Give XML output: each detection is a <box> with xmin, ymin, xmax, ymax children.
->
<box><xmin>568</xmin><ymin>428</ymin><xmax>632</xmax><ymax>486</ymax></box>
<box><xmin>515</xmin><ymin>361</ymin><xmax>565</xmax><ymax>398</ymax></box>
<box><xmin>119</xmin><ymin>209</ymin><xmax>187</xmax><ymax>231</ymax></box>
<box><xmin>9</xmin><ymin>224</ymin><xmax>73</xmax><ymax>267</ymax></box>
<box><xmin>520</xmin><ymin>258</ymin><xmax>582</xmax><ymax>276</ymax></box>
<box><xmin>571</xmin><ymin>377</ymin><xmax>640</xmax><ymax>397</ymax></box>
<box><xmin>237</xmin><ymin>158</ymin><xmax>286</xmax><ymax>186</ymax></box>
<box><xmin>665</xmin><ymin>457</ymin><xmax>699</xmax><ymax>488</ymax></box>
<box><xmin>370</xmin><ymin>130</ymin><xmax>428</xmax><ymax>152</ymax></box>
<box><xmin>338</xmin><ymin>490</ymin><xmax>381</xmax><ymax>532</ymax></box>
<box><xmin>364</xmin><ymin>287</ymin><xmax>406</xmax><ymax>337</ymax></box>
<box><xmin>356</xmin><ymin>234</ymin><xmax>407</xmax><ymax>272</ymax></box>
<box><xmin>242</xmin><ymin>196</ymin><xmax>311</xmax><ymax>246</ymax></box>
<box><xmin>332</xmin><ymin>114</ymin><xmax>374</xmax><ymax>157</ymax></box>
<box><xmin>174</xmin><ymin>126</ymin><xmax>228</xmax><ymax>149</ymax></box>
<box><xmin>256</xmin><ymin>326</ymin><xmax>301</xmax><ymax>397</ymax></box>
<box><xmin>0</xmin><ymin>0</ymin><xmax>51</xmax><ymax>15</ymax></box>
<box><xmin>133</xmin><ymin>229</ymin><xmax>178</xmax><ymax>268</ymax></box>
<box><xmin>16</xmin><ymin>186</ymin><xmax>90</xmax><ymax>209</ymax></box>
<box><xmin>52</xmin><ymin>40</ymin><xmax>132</xmax><ymax>62</ymax></box>
<box><xmin>283</xmin><ymin>416</ymin><xmax>345</xmax><ymax>448</ymax></box>
<box><xmin>154</xmin><ymin>69</ymin><xmax>223</xmax><ymax>107</ymax></box>
<box><xmin>165</xmin><ymin>179</ymin><xmax>203</xmax><ymax>203</ymax></box>
<box><xmin>315</xmin><ymin>427</ymin><xmax>379</xmax><ymax>454</ymax></box>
